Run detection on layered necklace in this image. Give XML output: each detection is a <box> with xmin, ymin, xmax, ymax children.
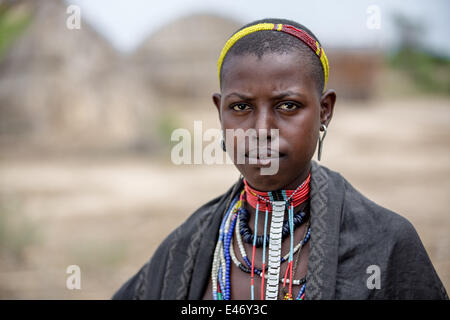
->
<box><xmin>211</xmin><ymin>172</ymin><xmax>311</xmax><ymax>300</ymax></box>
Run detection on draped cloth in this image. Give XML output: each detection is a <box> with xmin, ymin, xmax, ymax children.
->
<box><xmin>112</xmin><ymin>161</ymin><xmax>448</xmax><ymax>300</ymax></box>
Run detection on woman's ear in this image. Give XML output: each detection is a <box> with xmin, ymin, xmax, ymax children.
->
<box><xmin>212</xmin><ymin>93</ymin><xmax>222</xmax><ymax>121</ymax></box>
<box><xmin>319</xmin><ymin>89</ymin><xmax>336</xmax><ymax>127</ymax></box>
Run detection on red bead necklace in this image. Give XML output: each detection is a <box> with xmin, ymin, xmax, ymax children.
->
<box><xmin>243</xmin><ymin>173</ymin><xmax>311</xmax><ymax>212</ymax></box>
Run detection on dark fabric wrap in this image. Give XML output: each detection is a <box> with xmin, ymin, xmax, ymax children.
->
<box><xmin>112</xmin><ymin>162</ymin><xmax>448</xmax><ymax>300</ymax></box>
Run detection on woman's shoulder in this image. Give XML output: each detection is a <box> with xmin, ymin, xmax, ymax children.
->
<box><xmin>177</xmin><ymin>181</ymin><xmax>241</xmax><ymax>237</ymax></box>
<box><xmin>319</xmin><ymin>165</ymin><xmax>448</xmax><ymax>299</ymax></box>
<box><xmin>321</xmin><ymin>164</ymin><xmax>418</xmax><ymax>241</ymax></box>
<box><xmin>150</xmin><ymin>180</ymin><xmax>239</xmax><ymax>262</ymax></box>
<box><xmin>112</xmin><ymin>181</ymin><xmax>241</xmax><ymax>300</ymax></box>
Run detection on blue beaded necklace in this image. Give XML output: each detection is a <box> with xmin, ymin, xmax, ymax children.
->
<box><xmin>211</xmin><ymin>185</ymin><xmax>311</xmax><ymax>300</ymax></box>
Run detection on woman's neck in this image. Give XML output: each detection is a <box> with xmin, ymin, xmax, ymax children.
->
<box><xmin>243</xmin><ymin>172</ymin><xmax>311</xmax><ymax>212</ymax></box>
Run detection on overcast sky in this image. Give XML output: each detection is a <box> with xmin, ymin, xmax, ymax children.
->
<box><xmin>65</xmin><ymin>0</ymin><xmax>450</xmax><ymax>56</ymax></box>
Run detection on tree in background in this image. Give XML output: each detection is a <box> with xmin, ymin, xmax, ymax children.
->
<box><xmin>389</xmin><ymin>12</ymin><xmax>450</xmax><ymax>95</ymax></box>
<box><xmin>0</xmin><ymin>0</ymin><xmax>32</xmax><ymax>62</ymax></box>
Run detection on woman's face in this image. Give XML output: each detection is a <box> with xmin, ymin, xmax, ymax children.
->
<box><xmin>213</xmin><ymin>51</ymin><xmax>335</xmax><ymax>191</ymax></box>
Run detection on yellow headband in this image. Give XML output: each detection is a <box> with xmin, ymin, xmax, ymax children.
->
<box><xmin>217</xmin><ymin>23</ymin><xmax>329</xmax><ymax>91</ymax></box>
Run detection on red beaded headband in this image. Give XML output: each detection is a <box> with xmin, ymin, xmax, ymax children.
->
<box><xmin>217</xmin><ymin>22</ymin><xmax>330</xmax><ymax>91</ymax></box>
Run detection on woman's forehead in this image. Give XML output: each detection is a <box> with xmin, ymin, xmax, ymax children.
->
<box><xmin>221</xmin><ymin>52</ymin><xmax>317</xmax><ymax>96</ymax></box>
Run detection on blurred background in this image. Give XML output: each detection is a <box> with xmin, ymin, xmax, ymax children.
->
<box><xmin>0</xmin><ymin>0</ymin><xmax>448</xmax><ymax>299</ymax></box>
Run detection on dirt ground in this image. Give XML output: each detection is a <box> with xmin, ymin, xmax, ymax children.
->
<box><xmin>0</xmin><ymin>96</ymin><xmax>449</xmax><ymax>299</ymax></box>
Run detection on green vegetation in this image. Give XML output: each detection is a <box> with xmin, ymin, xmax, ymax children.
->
<box><xmin>155</xmin><ymin>112</ymin><xmax>181</xmax><ymax>148</ymax></box>
<box><xmin>388</xmin><ymin>49</ymin><xmax>450</xmax><ymax>95</ymax></box>
<box><xmin>0</xmin><ymin>197</ymin><xmax>39</xmax><ymax>263</ymax></box>
<box><xmin>0</xmin><ymin>2</ymin><xmax>32</xmax><ymax>62</ymax></box>
<box><xmin>388</xmin><ymin>13</ymin><xmax>450</xmax><ymax>96</ymax></box>
<box><xmin>69</xmin><ymin>238</ymin><xmax>128</xmax><ymax>270</ymax></box>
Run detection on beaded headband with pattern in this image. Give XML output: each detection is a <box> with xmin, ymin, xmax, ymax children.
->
<box><xmin>217</xmin><ymin>22</ymin><xmax>330</xmax><ymax>92</ymax></box>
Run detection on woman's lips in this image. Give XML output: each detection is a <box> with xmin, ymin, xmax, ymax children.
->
<box><xmin>244</xmin><ymin>149</ymin><xmax>286</xmax><ymax>166</ymax></box>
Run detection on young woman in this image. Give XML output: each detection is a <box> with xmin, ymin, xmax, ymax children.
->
<box><xmin>113</xmin><ymin>18</ymin><xmax>448</xmax><ymax>300</ymax></box>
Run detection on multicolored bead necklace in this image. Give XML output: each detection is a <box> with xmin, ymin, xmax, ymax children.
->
<box><xmin>243</xmin><ymin>173</ymin><xmax>311</xmax><ymax>212</ymax></box>
<box><xmin>211</xmin><ymin>173</ymin><xmax>311</xmax><ymax>300</ymax></box>
<box><xmin>239</xmin><ymin>205</ymin><xmax>308</xmax><ymax>247</ymax></box>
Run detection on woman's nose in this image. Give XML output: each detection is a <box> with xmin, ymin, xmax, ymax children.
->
<box><xmin>254</xmin><ymin>106</ymin><xmax>276</xmax><ymax>132</ymax></box>
<box><xmin>251</xmin><ymin>106</ymin><xmax>277</xmax><ymax>147</ymax></box>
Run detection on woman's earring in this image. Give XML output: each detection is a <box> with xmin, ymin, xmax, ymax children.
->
<box><xmin>318</xmin><ymin>124</ymin><xmax>327</xmax><ymax>161</ymax></box>
<box><xmin>221</xmin><ymin>139</ymin><xmax>226</xmax><ymax>152</ymax></box>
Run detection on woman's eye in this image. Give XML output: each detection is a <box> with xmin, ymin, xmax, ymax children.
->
<box><xmin>232</xmin><ymin>104</ymin><xmax>251</xmax><ymax>111</ymax></box>
<box><xmin>278</xmin><ymin>102</ymin><xmax>299</xmax><ymax>111</ymax></box>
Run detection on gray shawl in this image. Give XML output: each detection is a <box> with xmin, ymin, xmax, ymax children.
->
<box><xmin>112</xmin><ymin>161</ymin><xmax>448</xmax><ymax>300</ymax></box>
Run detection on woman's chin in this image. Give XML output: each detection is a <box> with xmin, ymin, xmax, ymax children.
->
<box><xmin>236</xmin><ymin>159</ymin><xmax>311</xmax><ymax>191</ymax></box>
<box><xmin>237</xmin><ymin>167</ymin><xmax>288</xmax><ymax>191</ymax></box>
